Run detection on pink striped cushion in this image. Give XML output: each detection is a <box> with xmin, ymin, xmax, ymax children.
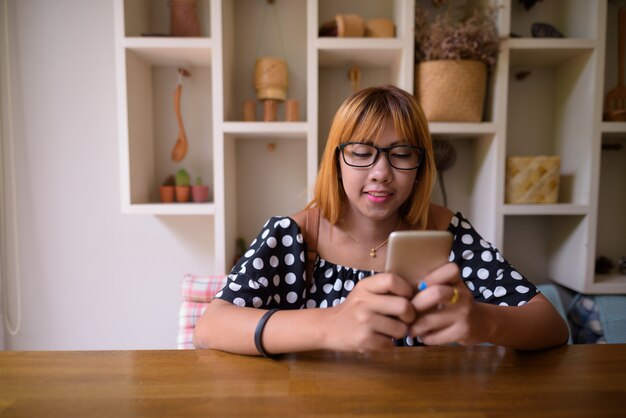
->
<box><xmin>181</xmin><ymin>274</ymin><xmax>227</xmax><ymax>303</ymax></box>
<box><xmin>178</xmin><ymin>274</ymin><xmax>227</xmax><ymax>349</ymax></box>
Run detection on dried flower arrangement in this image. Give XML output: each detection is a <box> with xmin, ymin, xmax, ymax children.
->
<box><xmin>414</xmin><ymin>2</ymin><xmax>500</xmax><ymax>70</ymax></box>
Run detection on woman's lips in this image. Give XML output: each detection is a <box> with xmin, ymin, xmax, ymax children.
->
<box><xmin>364</xmin><ymin>191</ymin><xmax>393</xmax><ymax>203</ymax></box>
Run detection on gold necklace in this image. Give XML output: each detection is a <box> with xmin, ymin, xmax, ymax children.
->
<box><xmin>341</xmin><ymin>219</ymin><xmax>401</xmax><ymax>258</ymax></box>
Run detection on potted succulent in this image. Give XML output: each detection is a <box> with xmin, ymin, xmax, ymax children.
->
<box><xmin>160</xmin><ymin>175</ymin><xmax>175</xmax><ymax>203</ymax></box>
<box><xmin>191</xmin><ymin>176</ymin><xmax>209</xmax><ymax>203</ymax></box>
<box><xmin>414</xmin><ymin>3</ymin><xmax>500</xmax><ymax>122</ymax></box>
<box><xmin>175</xmin><ymin>168</ymin><xmax>191</xmax><ymax>202</ymax></box>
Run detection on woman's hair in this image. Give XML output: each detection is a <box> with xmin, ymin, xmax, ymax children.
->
<box><xmin>311</xmin><ymin>85</ymin><xmax>436</xmax><ymax>228</ymax></box>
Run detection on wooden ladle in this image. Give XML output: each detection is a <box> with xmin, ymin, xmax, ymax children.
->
<box><xmin>604</xmin><ymin>7</ymin><xmax>626</xmax><ymax>121</ymax></box>
<box><xmin>171</xmin><ymin>70</ymin><xmax>189</xmax><ymax>161</ymax></box>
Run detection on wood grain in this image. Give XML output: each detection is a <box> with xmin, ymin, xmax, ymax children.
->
<box><xmin>1</xmin><ymin>345</ymin><xmax>625</xmax><ymax>417</ymax></box>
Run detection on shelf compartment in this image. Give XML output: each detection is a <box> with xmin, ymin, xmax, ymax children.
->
<box><xmin>506</xmin><ymin>46</ymin><xmax>595</xmax><ymax>206</ymax></box>
<box><xmin>318</xmin><ymin>0</ymin><xmax>410</xmax><ymax>40</ymax></box>
<box><xmin>222</xmin><ymin>134</ymin><xmax>308</xmax><ymax>269</ymax></box>
<box><xmin>503</xmin><ymin>215</ymin><xmax>589</xmax><ymax>288</ymax></box>
<box><xmin>510</xmin><ymin>0</ymin><xmax>598</xmax><ymax>39</ymax></box>
<box><xmin>123</xmin><ymin>50</ymin><xmax>213</xmax><ymax>211</ymax></box>
<box><xmin>593</xmin><ymin>135</ymin><xmax>626</xmax><ymax>293</ymax></box>
<box><xmin>122</xmin><ymin>0</ymin><xmax>211</xmax><ymax>38</ymax></box>
<box><xmin>221</xmin><ymin>0</ymin><xmax>307</xmax><ymax>122</ymax></box>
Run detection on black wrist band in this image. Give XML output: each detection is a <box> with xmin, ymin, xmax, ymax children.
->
<box><xmin>254</xmin><ymin>308</ymin><xmax>280</xmax><ymax>359</ymax></box>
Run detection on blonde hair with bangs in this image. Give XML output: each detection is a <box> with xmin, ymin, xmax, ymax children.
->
<box><xmin>310</xmin><ymin>85</ymin><xmax>436</xmax><ymax>229</ymax></box>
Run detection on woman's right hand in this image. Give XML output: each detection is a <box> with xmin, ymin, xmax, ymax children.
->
<box><xmin>321</xmin><ymin>273</ymin><xmax>416</xmax><ymax>352</ymax></box>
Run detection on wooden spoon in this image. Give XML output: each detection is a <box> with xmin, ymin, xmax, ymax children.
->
<box><xmin>604</xmin><ymin>7</ymin><xmax>626</xmax><ymax>121</ymax></box>
<box><xmin>171</xmin><ymin>81</ymin><xmax>188</xmax><ymax>162</ymax></box>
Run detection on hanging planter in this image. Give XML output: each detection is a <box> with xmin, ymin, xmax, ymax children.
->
<box><xmin>415</xmin><ymin>60</ymin><xmax>487</xmax><ymax>122</ymax></box>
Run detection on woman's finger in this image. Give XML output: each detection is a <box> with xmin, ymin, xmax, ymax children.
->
<box><xmin>412</xmin><ymin>283</ymin><xmax>463</xmax><ymax>312</ymax></box>
<box><xmin>360</xmin><ymin>272</ymin><xmax>416</xmax><ymax>299</ymax></box>
<box><xmin>419</xmin><ymin>262</ymin><xmax>461</xmax><ymax>288</ymax></box>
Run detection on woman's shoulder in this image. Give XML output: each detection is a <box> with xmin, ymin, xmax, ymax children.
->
<box><xmin>428</xmin><ymin>203</ymin><xmax>455</xmax><ymax>230</ymax></box>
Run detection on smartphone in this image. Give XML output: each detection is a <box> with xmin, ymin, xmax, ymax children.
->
<box><xmin>384</xmin><ymin>230</ymin><xmax>453</xmax><ymax>287</ymax></box>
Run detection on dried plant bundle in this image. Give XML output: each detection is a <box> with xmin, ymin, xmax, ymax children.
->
<box><xmin>415</xmin><ymin>5</ymin><xmax>500</xmax><ymax>70</ymax></box>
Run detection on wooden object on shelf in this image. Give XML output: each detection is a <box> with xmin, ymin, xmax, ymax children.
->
<box><xmin>348</xmin><ymin>65</ymin><xmax>361</xmax><ymax>93</ymax></box>
<box><xmin>603</xmin><ymin>8</ymin><xmax>626</xmax><ymax>121</ymax></box>
<box><xmin>255</xmin><ymin>58</ymin><xmax>288</xmax><ymax>101</ymax></box>
<box><xmin>263</xmin><ymin>99</ymin><xmax>278</xmax><ymax>122</ymax></box>
<box><xmin>505</xmin><ymin>156</ymin><xmax>561</xmax><ymax>204</ymax></box>
<box><xmin>170</xmin><ymin>0</ymin><xmax>201</xmax><ymax>37</ymax></box>
<box><xmin>335</xmin><ymin>14</ymin><xmax>365</xmax><ymax>37</ymax></box>
<box><xmin>285</xmin><ymin>99</ymin><xmax>299</xmax><ymax>121</ymax></box>
<box><xmin>243</xmin><ymin>100</ymin><xmax>256</xmax><ymax>121</ymax></box>
<box><xmin>171</xmin><ymin>69</ymin><xmax>190</xmax><ymax>162</ymax></box>
<box><xmin>365</xmin><ymin>19</ymin><xmax>395</xmax><ymax>38</ymax></box>
<box><xmin>415</xmin><ymin>60</ymin><xmax>486</xmax><ymax>122</ymax></box>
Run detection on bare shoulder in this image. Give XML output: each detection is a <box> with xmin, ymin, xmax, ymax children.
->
<box><xmin>290</xmin><ymin>209</ymin><xmax>308</xmax><ymax>230</ymax></box>
<box><xmin>428</xmin><ymin>203</ymin><xmax>455</xmax><ymax>230</ymax></box>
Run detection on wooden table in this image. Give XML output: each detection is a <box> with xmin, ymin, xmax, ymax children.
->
<box><xmin>1</xmin><ymin>345</ymin><xmax>625</xmax><ymax>417</ymax></box>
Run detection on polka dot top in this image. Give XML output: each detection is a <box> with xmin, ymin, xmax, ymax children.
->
<box><xmin>216</xmin><ymin>212</ymin><xmax>539</xmax><ymax>346</ymax></box>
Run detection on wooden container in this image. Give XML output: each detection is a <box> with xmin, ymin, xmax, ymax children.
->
<box><xmin>365</xmin><ymin>19</ymin><xmax>395</xmax><ymax>38</ymax></box>
<box><xmin>505</xmin><ymin>156</ymin><xmax>561</xmax><ymax>204</ymax></box>
<box><xmin>255</xmin><ymin>57</ymin><xmax>288</xmax><ymax>101</ymax></box>
<box><xmin>415</xmin><ymin>60</ymin><xmax>486</xmax><ymax>122</ymax></box>
<box><xmin>243</xmin><ymin>100</ymin><xmax>256</xmax><ymax>121</ymax></box>
<box><xmin>170</xmin><ymin>0</ymin><xmax>201</xmax><ymax>37</ymax></box>
<box><xmin>335</xmin><ymin>14</ymin><xmax>365</xmax><ymax>37</ymax></box>
<box><xmin>285</xmin><ymin>99</ymin><xmax>299</xmax><ymax>121</ymax></box>
<box><xmin>263</xmin><ymin>100</ymin><xmax>278</xmax><ymax>122</ymax></box>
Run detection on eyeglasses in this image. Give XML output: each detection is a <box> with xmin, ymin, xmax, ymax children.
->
<box><xmin>337</xmin><ymin>142</ymin><xmax>424</xmax><ymax>170</ymax></box>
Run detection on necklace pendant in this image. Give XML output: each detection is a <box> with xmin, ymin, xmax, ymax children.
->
<box><xmin>370</xmin><ymin>248</ymin><xmax>376</xmax><ymax>258</ymax></box>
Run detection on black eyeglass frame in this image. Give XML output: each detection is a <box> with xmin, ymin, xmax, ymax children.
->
<box><xmin>337</xmin><ymin>142</ymin><xmax>425</xmax><ymax>171</ymax></box>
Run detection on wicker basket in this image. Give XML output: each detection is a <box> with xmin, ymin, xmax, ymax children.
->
<box><xmin>505</xmin><ymin>156</ymin><xmax>561</xmax><ymax>204</ymax></box>
<box><xmin>415</xmin><ymin>60</ymin><xmax>487</xmax><ymax>122</ymax></box>
<box><xmin>254</xmin><ymin>57</ymin><xmax>288</xmax><ymax>101</ymax></box>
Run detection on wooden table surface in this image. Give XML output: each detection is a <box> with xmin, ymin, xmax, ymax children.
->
<box><xmin>1</xmin><ymin>345</ymin><xmax>625</xmax><ymax>417</ymax></box>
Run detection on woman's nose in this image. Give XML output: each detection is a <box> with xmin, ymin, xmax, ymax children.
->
<box><xmin>369</xmin><ymin>151</ymin><xmax>393</xmax><ymax>182</ymax></box>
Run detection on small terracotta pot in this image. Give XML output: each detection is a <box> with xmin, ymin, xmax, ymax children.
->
<box><xmin>175</xmin><ymin>186</ymin><xmax>191</xmax><ymax>202</ymax></box>
<box><xmin>160</xmin><ymin>186</ymin><xmax>175</xmax><ymax>203</ymax></box>
<box><xmin>191</xmin><ymin>185</ymin><xmax>209</xmax><ymax>202</ymax></box>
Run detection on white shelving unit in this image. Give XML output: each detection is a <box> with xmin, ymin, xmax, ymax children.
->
<box><xmin>114</xmin><ymin>0</ymin><xmax>625</xmax><ymax>293</ymax></box>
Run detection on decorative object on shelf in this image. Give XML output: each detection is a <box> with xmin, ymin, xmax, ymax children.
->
<box><xmin>191</xmin><ymin>176</ymin><xmax>209</xmax><ymax>203</ymax></box>
<box><xmin>253</xmin><ymin>1</ymin><xmax>289</xmax><ymax>122</ymax></box>
<box><xmin>414</xmin><ymin>5</ymin><xmax>499</xmax><ymax>122</ymax></box>
<box><xmin>531</xmin><ymin>22</ymin><xmax>564</xmax><ymax>38</ymax></box>
<box><xmin>285</xmin><ymin>99</ymin><xmax>299</xmax><ymax>121</ymax></box>
<box><xmin>175</xmin><ymin>168</ymin><xmax>191</xmax><ymax>202</ymax></box>
<box><xmin>518</xmin><ymin>0</ymin><xmax>542</xmax><ymax>11</ymax></box>
<box><xmin>595</xmin><ymin>256</ymin><xmax>615</xmax><ymax>274</ymax></box>
<box><xmin>170</xmin><ymin>0</ymin><xmax>201</xmax><ymax>37</ymax></box>
<box><xmin>160</xmin><ymin>175</ymin><xmax>176</xmax><ymax>203</ymax></box>
<box><xmin>365</xmin><ymin>18</ymin><xmax>395</xmax><ymax>38</ymax></box>
<box><xmin>319</xmin><ymin>14</ymin><xmax>365</xmax><ymax>37</ymax></box>
<box><xmin>603</xmin><ymin>7</ymin><xmax>626</xmax><ymax>122</ymax></box>
<box><xmin>505</xmin><ymin>156</ymin><xmax>560</xmax><ymax>204</ymax></box>
<box><xmin>347</xmin><ymin>65</ymin><xmax>361</xmax><ymax>93</ymax></box>
<box><xmin>619</xmin><ymin>257</ymin><xmax>626</xmax><ymax>275</ymax></box>
<box><xmin>243</xmin><ymin>100</ymin><xmax>256</xmax><ymax>121</ymax></box>
<box><xmin>263</xmin><ymin>99</ymin><xmax>278</xmax><ymax>121</ymax></box>
<box><xmin>433</xmin><ymin>138</ymin><xmax>457</xmax><ymax>207</ymax></box>
<box><xmin>171</xmin><ymin>68</ymin><xmax>190</xmax><ymax>162</ymax></box>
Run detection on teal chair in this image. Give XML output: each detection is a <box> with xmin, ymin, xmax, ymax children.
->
<box><xmin>537</xmin><ymin>283</ymin><xmax>572</xmax><ymax>344</ymax></box>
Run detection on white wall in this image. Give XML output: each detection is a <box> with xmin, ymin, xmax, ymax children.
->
<box><xmin>0</xmin><ymin>0</ymin><xmax>214</xmax><ymax>350</ymax></box>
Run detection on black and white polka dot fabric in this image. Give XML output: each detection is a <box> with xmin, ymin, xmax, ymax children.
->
<box><xmin>216</xmin><ymin>213</ymin><xmax>538</xmax><ymax>346</ymax></box>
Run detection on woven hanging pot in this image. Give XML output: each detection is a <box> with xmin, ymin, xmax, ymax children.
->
<box><xmin>415</xmin><ymin>60</ymin><xmax>487</xmax><ymax>122</ymax></box>
<box><xmin>254</xmin><ymin>57</ymin><xmax>288</xmax><ymax>101</ymax></box>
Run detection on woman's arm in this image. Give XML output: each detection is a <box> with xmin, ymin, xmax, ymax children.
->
<box><xmin>194</xmin><ymin>273</ymin><xmax>417</xmax><ymax>355</ymax></box>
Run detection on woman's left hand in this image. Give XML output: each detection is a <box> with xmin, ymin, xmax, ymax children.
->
<box><xmin>409</xmin><ymin>262</ymin><xmax>485</xmax><ymax>346</ymax></box>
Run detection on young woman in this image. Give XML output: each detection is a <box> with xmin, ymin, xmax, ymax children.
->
<box><xmin>194</xmin><ymin>85</ymin><xmax>569</xmax><ymax>355</ymax></box>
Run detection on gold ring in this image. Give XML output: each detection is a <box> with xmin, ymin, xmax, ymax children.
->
<box><xmin>450</xmin><ymin>287</ymin><xmax>459</xmax><ymax>304</ymax></box>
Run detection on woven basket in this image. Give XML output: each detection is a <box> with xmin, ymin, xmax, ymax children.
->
<box><xmin>505</xmin><ymin>156</ymin><xmax>561</xmax><ymax>204</ymax></box>
<box><xmin>254</xmin><ymin>57</ymin><xmax>288</xmax><ymax>101</ymax></box>
<box><xmin>415</xmin><ymin>60</ymin><xmax>487</xmax><ymax>122</ymax></box>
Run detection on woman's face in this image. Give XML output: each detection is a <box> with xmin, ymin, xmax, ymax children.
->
<box><xmin>338</xmin><ymin>119</ymin><xmax>419</xmax><ymax>222</ymax></box>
